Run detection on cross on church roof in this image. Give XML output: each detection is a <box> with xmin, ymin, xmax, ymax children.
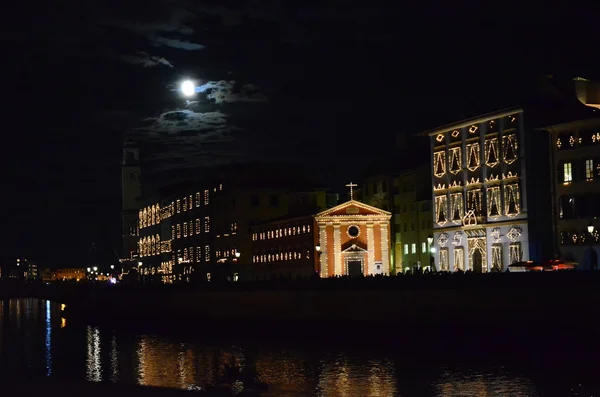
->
<box><xmin>345</xmin><ymin>181</ymin><xmax>357</xmax><ymax>200</ymax></box>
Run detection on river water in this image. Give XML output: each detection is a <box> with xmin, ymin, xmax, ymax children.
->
<box><xmin>1</xmin><ymin>298</ymin><xmax>599</xmax><ymax>396</ymax></box>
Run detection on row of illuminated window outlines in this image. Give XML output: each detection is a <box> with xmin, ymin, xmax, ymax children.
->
<box><xmin>433</xmin><ymin>171</ymin><xmax>519</xmax><ymax>192</ymax></box>
<box><xmin>556</xmin><ymin>132</ymin><xmax>600</xmax><ymax>149</ymax></box>
<box><xmin>560</xmin><ymin>230</ymin><xmax>600</xmax><ymax>245</ymax></box>
<box><xmin>432</xmin><ymin>135</ymin><xmax>518</xmax><ymax>178</ymax></box>
<box><xmin>173</xmin><ymin>246</ymin><xmax>211</xmax><ymax>263</ymax></box>
<box><xmin>434</xmin><ymin>184</ymin><xmax>521</xmax><ymax>225</ymax></box>
<box><xmin>252</xmin><ymin>224</ymin><xmax>312</xmax><ymax>241</ymax></box>
<box><xmin>171</xmin><ymin>218</ymin><xmax>214</xmax><ymax>239</ymax></box>
<box><xmin>562</xmin><ymin>160</ymin><xmax>600</xmax><ymax>183</ymax></box>
<box><xmin>215</xmin><ymin>249</ymin><xmax>241</xmax><ymax>259</ymax></box>
<box><xmin>252</xmin><ymin>250</ymin><xmax>312</xmax><ymax>263</ymax></box>
<box><xmin>175</xmin><ymin>188</ymin><xmax>215</xmax><ymax>214</ymax></box>
<box><xmin>403</xmin><ymin>242</ymin><xmax>431</xmax><ymax>255</ymax></box>
<box><xmin>139</xmin><ymin>203</ymin><xmax>175</xmax><ymax>229</ymax></box>
<box><xmin>140</xmin><ymin>186</ymin><xmax>224</xmax><ymax>229</ymax></box>
<box><xmin>138</xmin><ymin>236</ymin><xmax>172</xmax><ymax>257</ymax></box>
<box><xmin>433</xmin><ymin>117</ymin><xmax>518</xmax><ymax>144</ymax></box>
<box><xmin>437</xmin><ymin>243</ymin><xmax>523</xmax><ymax>272</ymax></box>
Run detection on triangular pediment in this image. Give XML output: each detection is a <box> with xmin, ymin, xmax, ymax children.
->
<box><xmin>314</xmin><ymin>200</ymin><xmax>391</xmax><ymax>218</ymax></box>
<box><xmin>341</xmin><ymin>243</ymin><xmax>368</xmax><ymax>253</ymax></box>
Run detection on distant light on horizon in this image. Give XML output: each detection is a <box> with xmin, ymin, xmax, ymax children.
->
<box><xmin>181</xmin><ymin>80</ymin><xmax>195</xmax><ymax>96</ymax></box>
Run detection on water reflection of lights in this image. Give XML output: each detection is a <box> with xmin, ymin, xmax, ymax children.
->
<box><xmin>315</xmin><ymin>356</ymin><xmax>398</xmax><ymax>397</ymax></box>
<box><xmin>137</xmin><ymin>337</ymin><xmax>200</xmax><ymax>390</ymax></box>
<box><xmin>45</xmin><ymin>300</ymin><xmax>52</xmax><ymax>376</ymax></box>
<box><xmin>434</xmin><ymin>370</ymin><xmax>537</xmax><ymax>396</ymax></box>
<box><xmin>110</xmin><ymin>334</ymin><xmax>119</xmax><ymax>383</ymax></box>
<box><xmin>86</xmin><ymin>326</ymin><xmax>102</xmax><ymax>382</ymax></box>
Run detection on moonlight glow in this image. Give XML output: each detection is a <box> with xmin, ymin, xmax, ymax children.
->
<box><xmin>181</xmin><ymin>80</ymin><xmax>195</xmax><ymax>96</ymax></box>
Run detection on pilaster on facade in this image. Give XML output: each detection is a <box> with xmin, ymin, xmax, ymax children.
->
<box><xmin>367</xmin><ymin>223</ymin><xmax>375</xmax><ymax>274</ymax></box>
<box><xmin>333</xmin><ymin>224</ymin><xmax>342</xmax><ymax>276</ymax></box>
<box><xmin>380</xmin><ymin>222</ymin><xmax>390</xmax><ymax>274</ymax></box>
<box><xmin>319</xmin><ymin>224</ymin><xmax>328</xmax><ymax>277</ymax></box>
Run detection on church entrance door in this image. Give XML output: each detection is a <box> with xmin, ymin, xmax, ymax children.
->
<box><xmin>472</xmin><ymin>249</ymin><xmax>483</xmax><ymax>273</ymax></box>
<box><xmin>347</xmin><ymin>260</ymin><xmax>363</xmax><ymax>277</ymax></box>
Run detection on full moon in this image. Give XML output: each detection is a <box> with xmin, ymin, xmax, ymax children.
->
<box><xmin>181</xmin><ymin>80</ymin><xmax>195</xmax><ymax>96</ymax></box>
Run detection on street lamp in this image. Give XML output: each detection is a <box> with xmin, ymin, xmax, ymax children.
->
<box><xmin>315</xmin><ymin>244</ymin><xmax>321</xmax><ymax>252</ymax></box>
<box><xmin>588</xmin><ymin>222</ymin><xmax>596</xmax><ymax>271</ymax></box>
<box><xmin>93</xmin><ymin>266</ymin><xmax>98</xmax><ymax>271</ymax></box>
<box><xmin>110</xmin><ymin>265</ymin><xmax>115</xmax><ymax>270</ymax></box>
<box><xmin>427</xmin><ymin>234</ymin><xmax>435</xmax><ymax>272</ymax></box>
<box><xmin>138</xmin><ymin>261</ymin><xmax>142</xmax><ymax>267</ymax></box>
<box><xmin>235</xmin><ymin>251</ymin><xmax>241</xmax><ymax>258</ymax></box>
<box><xmin>87</xmin><ymin>267</ymin><xmax>91</xmax><ymax>272</ymax></box>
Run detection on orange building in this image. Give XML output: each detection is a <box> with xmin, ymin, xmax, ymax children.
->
<box><xmin>314</xmin><ymin>184</ymin><xmax>392</xmax><ymax>277</ymax></box>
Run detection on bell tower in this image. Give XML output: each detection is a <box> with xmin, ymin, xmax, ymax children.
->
<box><xmin>121</xmin><ymin>138</ymin><xmax>141</xmax><ymax>264</ymax></box>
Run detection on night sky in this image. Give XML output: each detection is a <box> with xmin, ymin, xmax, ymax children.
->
<box><xmin>5</xmin><ymin>1</ymin><xmax>600</xmax><ymax>266</ymax></box>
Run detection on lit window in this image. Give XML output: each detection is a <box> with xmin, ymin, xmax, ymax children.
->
<box><xmin>204</xmin><ymin>190</ymin><xmax>209</xmax><ymax>205</ymax></box>
<box><xmin>183</xmin><ymin>222</ymin><xmax>188</xmax><ymax>237</ymax></box>
<box><xmin>183</xmin><ymin>197</ymin><xmax>187</xmax><ymax>211</ymax></box>
<box><xmin>404</xmin><ymin>244</ymin><xmax>408</xmax><ymax>255</ymax></box>
<box><xmin>171</xmin><ymin>226</ymin><xmax>175</xmax><ymax>240</ymax></box>
<box><xmin>176</xmin><ymin>224</ymin><xmax>181</xmax><ymax>238</ymax></box>
<box><xmin>563</xmin><ymin>162</ymin><xmax>572</xmax><ymax>182</ymax></box>
<box><xmin>411</xmin><ymin>243</ymin><xmax>416</xmax><ymax>254</ymax></box>
<box><xmin>176</xmin><ymin>200</ymin><xmax>181</xmax><ymax>213</ymax></box>
<box><xmin>586</xmin><ymin>159</ymin><xmax>594</xmax><ymax>180</ymax></box>
<box><xmin>204</xmin><ymin>217</ymin><xmax>210</xmax><ymax>233</ymax></box>
<box><xmin>205</xmin><ymin>245</ymin><xmax>210</xmax><ymax>262</ymax></box>
<box><xmin>422</xmin><ymin>242</ymin><xmax>426</xmax><ymax>253</ymax></box>
<box><xmin>196</xmin><ymin>192</ymin><xmax>201</xmax><ymax>207</ymax></box>
<box><xmin>196</xmin><ymin>219</ymin><xmax>201</xmax><ymax>234</ymax></box>
<box><xmin>189</xmin><ymin>195</ymin><xmax>193</xmax><ymax>209</ymax></box>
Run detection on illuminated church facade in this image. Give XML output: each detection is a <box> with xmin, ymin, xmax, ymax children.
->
<box><xmin>427</xmin><ymin>108</ymin><xmax>554</xmax><ymax>272</ymax></box>
<box><xmin>314</xmin><ymin>184</ymin><xmax>392</xmax><ymax>277</ymax></box>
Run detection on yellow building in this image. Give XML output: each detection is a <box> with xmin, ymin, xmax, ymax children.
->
<box><xmin>43</xmin><ymin>268</ymin><xmax>87</xmax><ymax>282</ymax></box>
<box><xmin>362</xmin><ymin>165</ymin><xmax>433</xmax><ymax>274</ymax></box>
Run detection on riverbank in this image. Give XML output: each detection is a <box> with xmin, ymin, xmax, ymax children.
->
<box><xmin>3</xmin><ymin>380</ymin><xmax>245</xmax><ymax>396</ymax></box>
<box><xmin>7</xmin><ymin>272</ymin><xmax>600</xmax><ymax>342</ymax></box>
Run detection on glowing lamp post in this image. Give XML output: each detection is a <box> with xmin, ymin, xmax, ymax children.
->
<box><xmin>235</xmin><ymin>251</ymin><xmax>241</xmax><ymax>258</ymax></box>
<box><xmin>589</xmin><ymin>222</ymin><xmax>596</xmax><ymax>271</ymax></box>
<box><xmin>427</xmin><ymin>235</ymin><xmax>435</xmax><ymax>272</ymax></box>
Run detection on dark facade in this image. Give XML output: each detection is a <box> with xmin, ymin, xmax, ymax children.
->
<box><xmin>1</xmin><ymin>258</ymin><xmax>37</xmax><ymax>281</ymax></box>
<box><xmin>121</xmin><ymin>139</ymin><xmax>141</xmax><ymax>271</ymax></box>
<box><xmin>541</xmin><ymin>116</ymin><xmax>600</xmax><ymax>268</ymax></box>
<box><xmin>136</xmin><ymin>164</ymin><xmax>334</xmax><ymax>283</ymax></box>
<box><xmin>251</xmin><ymin>215</ymin><xmax>317</xmax><ymax>280</ymax></box>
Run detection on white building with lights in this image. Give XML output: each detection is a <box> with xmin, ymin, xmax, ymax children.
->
<box><xmin>425</xmin><ymin>108</ymin><xmax>556</xmax><ymax>272</ymax></box>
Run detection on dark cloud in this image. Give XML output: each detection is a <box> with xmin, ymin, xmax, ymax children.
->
<box><xmin>122</xmin><ymin>51</ymin><xmax>174</xmax><ymax>68</ymax></box>
<box><xmin>197</xmin><ymin>81</ymin><xmax>269</xmax><ymax>104</ymax></box>
<box><xmin>152</xmin><ymin>36</ymin><xmax>205</xmax><ymax>50</ymax></box>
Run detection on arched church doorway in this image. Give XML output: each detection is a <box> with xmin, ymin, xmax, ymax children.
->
<box><xmin>472</xmin><ymin>249</ymin><xmax>483</xmax><ymax>273</ymax></box>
